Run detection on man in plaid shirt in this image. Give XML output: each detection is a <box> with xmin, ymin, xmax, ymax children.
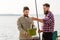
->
<box><xmin>32</xmin><ymin>3</ymin><xmax>54</xmax><ymax>40</ymax></box>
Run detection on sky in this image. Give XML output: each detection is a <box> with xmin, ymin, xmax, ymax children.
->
<box><xmin>0</xmin><ymin>0</ymin><xmax>60</xmax><ymax>15</ymax></box>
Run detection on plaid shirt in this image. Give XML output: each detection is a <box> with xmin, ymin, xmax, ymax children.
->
<box><xmin>42</xmin><ymin>11</ymin><xmax>54</xmax><ymax>32</ymax></box>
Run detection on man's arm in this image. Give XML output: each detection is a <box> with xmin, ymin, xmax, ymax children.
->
<box><xmin>17</xmin><ymin>18</ymin><xmax>26</xmax><ymax>33</ymax></box>
<box><xmin>31</xmin><ymin>17</ymin><xmax>43</xmax><ymax>23</ymax></box>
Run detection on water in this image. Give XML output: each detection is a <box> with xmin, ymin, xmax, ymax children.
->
<box><xmin>0</xmin><ymin>16</ymin><xmax>19</xmax><ymax>40</ymax></box>
<box><xmin>0</xmin><ymin>15</ymin><xmax>60</xmax><ymax>40</ymax></box>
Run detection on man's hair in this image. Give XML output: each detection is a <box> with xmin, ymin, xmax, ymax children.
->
<box><xmin>23</xmin><ymin>6</ymin><xmax>29</xmax><ymax>11</ymax></box>
<box><xmin>43</xmin><ymin>3</ymin><xmax>50</xmax><ymax>7</ymax></box>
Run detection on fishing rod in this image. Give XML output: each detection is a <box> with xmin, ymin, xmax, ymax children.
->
<box><xmin>35</xmin><ymin>0</ymin><xmax>40</xmax><ymax>40</ymax></box>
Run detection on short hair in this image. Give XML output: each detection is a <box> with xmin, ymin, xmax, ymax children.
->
<box><xmin>43</xmin><ymin>3</ymin><xmax>50</xmax><ymax>7</ymax></box>
<box><xmin>23</xmin><ymin>6</ymin><xmax>29</xmax><ymax>11</ymax></box>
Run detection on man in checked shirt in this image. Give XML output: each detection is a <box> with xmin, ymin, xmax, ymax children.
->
<box><xmin>32</xmin><ymin>3</ymin><xmax>54</xmax><ymax>40</ymax></box>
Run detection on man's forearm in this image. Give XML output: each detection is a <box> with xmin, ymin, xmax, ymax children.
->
<box><xmin>34</xmin><ymin>18</ymin><xmax>43</xmax><ymax>23</ymax></box>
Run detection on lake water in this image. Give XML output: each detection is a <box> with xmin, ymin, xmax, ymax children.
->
<box><xmin>0</xmin><ymin>15</ymin><xmax>60</xmax><ymax>40</ymax></box>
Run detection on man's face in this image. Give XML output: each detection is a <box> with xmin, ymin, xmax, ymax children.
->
<box><xmin>43</xmin><ymin>6</ymin><xmax>49</xmax><ymax>13</ymax></box>
<box><xmin>23</xmin><ymin>10</ymin><xmax>29</xmax><ymax>16</ymax></box>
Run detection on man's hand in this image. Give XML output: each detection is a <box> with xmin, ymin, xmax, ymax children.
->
<box><xmin>38</xmin><ymin>29</ymin><xmax>43</xmax><ymax>33</ymax></box>
<box><xmin>25</xmin><ymin>32</ymin><xmax>30</xmax><ymax>37</ymax></box>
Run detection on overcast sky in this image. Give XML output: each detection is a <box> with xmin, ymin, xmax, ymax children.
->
<box><xmin>0</xmin><ymin>0</ymin><xmax>60</xmax><ymax>15</ymax></box>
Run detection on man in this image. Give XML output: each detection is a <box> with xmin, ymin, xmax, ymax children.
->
<box><xmin>17</xmin><ymin>7</ymin><xmax>34</xmax><ymax>40</ymax></box>
<box><xmin>32</xmin><ymin>3</ymin><xmax>54</xmax><ymax>40</ymax></box>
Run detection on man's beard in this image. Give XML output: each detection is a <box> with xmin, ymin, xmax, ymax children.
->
<box><xmin>24</xmin><ymin>14</ymin><xmax>28</xmax><ymax>17</ymax></box>
<box><xmin>44</xmin><ymin>11</ymin><xmax>49</xmax><ymax>15</ymax></box>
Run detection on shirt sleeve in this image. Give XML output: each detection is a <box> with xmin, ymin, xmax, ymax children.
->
<box><xmin>17</xmin><ymin>18</ymin><xmax>26</xmax><ymax>33</ymax></box>
<box><xmin>43</xmin><ymin>14</ymin><xmax>50</xmax><ymax>24</ymax></box>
